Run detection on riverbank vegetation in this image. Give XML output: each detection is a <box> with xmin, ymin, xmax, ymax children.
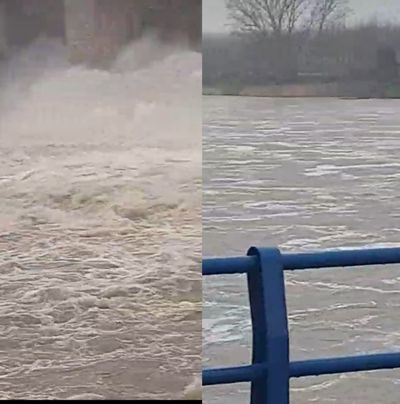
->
<box><xmin>204</xmin><ymin>0</ymin><xmax>400</xmax><ymax>97</ymax></box>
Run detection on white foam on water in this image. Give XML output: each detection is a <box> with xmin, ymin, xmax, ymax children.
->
<box><xmin>0</xmin><ymin>35</ymin><xmax>201</xmax><ymax>399</ymax></box>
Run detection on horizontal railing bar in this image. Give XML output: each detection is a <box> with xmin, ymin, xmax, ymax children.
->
<box><xmin>203</xmin><ymin>256</ymin><xmax>257</xmax><ymax>275</ymax></box>
<box><xmin>203</xmin><ymin>352</ymin><xmax>400</xmax><ymax>385</ymax></box>
<box><xmin>203</xmin><ymin>364</ymin><xmax>267</xmax><ymax>385</ymax></box>
<box><xmin>203</xmin><ymin>247</ymin><xmax>400</xmax><ymax>275</ymax></box>
<box><xmin>283</xmin><ymin>248</ymin><xmax>400</xmax><ymax>271</ymax></box>
<box><xmin>290</xmin><ymin>352</ymin><xmax>400</xmax><ymax>377</ymax></box>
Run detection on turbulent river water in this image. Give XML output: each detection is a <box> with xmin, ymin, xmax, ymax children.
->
<box><xmin>0</xmin><ymin>37</ymin><xmax>201</xmax><ymax>400</ymax></box>
<box><xmin>203</xmin><ymin>96</ymin><xmax>400</xmax><ymax>404</ymax></box>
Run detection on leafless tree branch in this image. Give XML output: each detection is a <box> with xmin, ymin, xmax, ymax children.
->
<box><xmin>226</xmin><ymin>0</ymin><xmax>350</xmax><ymax>36</ymax></box>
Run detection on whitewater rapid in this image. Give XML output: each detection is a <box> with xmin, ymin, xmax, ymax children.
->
<box><xmin>0</xmin><ymin>36</ymin><xmax>201</xmax><ymax>400</ymax></box>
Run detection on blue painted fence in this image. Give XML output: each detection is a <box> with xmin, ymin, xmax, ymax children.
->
<box><xmin>202</xmin><ymin>247</ymin><xmax>400</xmax><ymax>403</ymax></box>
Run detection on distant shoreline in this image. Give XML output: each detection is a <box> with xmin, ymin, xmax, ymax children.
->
<box><xmin>203</xmin><ymin>81</ymin><xmax>400</xmax><ymax>99</ymax></box>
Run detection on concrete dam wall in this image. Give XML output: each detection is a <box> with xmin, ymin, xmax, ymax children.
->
<box><xmin>0</xmin><ymin>0</ymin><xmax>201</xmax><ymax>67</ymax></box>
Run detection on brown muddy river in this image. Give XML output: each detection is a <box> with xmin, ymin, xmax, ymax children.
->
<box><xmin>0</xmin><ymin>37</ymin><xmax>201</xmax><ymax>400</ymax></box>
<box><xmin>203</xmin><ymin>95</ymin><xmax>400</xmax><ymax>404</ymax></box>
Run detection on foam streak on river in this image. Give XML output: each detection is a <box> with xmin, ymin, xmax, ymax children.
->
<box><xmin>203</xmin><ymin>96</ymin><xmax>400</xmax><ymax>404</ymax></box>
<box><xmin>0</xmin><ymin>37</ymin><xmax>201</xmax><ymax>400</ymax></box>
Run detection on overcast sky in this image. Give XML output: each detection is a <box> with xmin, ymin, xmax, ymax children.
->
<box><xmin>203</xmin><ymin>0</ymin><xmax>400</xmax><ymax>33</ymax></box>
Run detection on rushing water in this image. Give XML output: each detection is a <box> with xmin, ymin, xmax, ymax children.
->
<box><xmin>0</xmin><ymin>37</ymin><xmax>201</xmax><ymax>400</ymax></box>
<box><xmin>203</xmin><ymin>96</ymin><xmax>400</xmax><ymax>404</ymax></box>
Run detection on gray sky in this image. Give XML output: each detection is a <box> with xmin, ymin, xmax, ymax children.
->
<box><xmin>203</xmin><ymin>0</ymin><xmax>400</xmax><ymax>33</ymax></box>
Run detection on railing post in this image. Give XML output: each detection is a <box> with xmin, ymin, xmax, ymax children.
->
<box><xmin>247</xmin><ymin>247</ymin><xmax>289</xmax><ymax>404</ymax></box>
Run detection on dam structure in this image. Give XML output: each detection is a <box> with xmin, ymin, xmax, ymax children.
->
<box><xmin>0</xmin><ymin>0</ymin><xmax>201</xmax><ymax>67</ymax></box>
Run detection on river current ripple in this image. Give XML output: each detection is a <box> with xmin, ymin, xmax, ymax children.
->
<box><xmin>203</xmin><ymin>96</ymin><xmax>400</xmax><ymax>404</ymax></box>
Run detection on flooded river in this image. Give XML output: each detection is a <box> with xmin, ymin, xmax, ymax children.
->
<box><xmin>0</xmin><ymin>37</ymin><xmax>201</xmax><ymax>400</ymax></box>
<box><xmin>203</xmin><ymin>96</ymin><xmax>400</xmax><ymax>403</ymax></box>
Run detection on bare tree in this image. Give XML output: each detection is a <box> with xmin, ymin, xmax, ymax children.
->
<box><xmin>309</xmin><ymin>0</ymin><xmax>349</xmax><ymax>32</ymax></box>
<box><xmin>225</xmin><ymin>0</ymin><xmax>352</xmax><ymax>83</ymax></box>
<box><xmin>226</xmin><ymin>0</ymin><xmax>310</xmax><ymax>37</ymax></box>
<box><xmin>226</xmin><ymin>0</ymin><xmax>350</xmax><ymax>36</ymax></box>
<box><xmin>286</xmin><ymin>0</ymin><xmax>310</xmax><ymax>33</ymax></box>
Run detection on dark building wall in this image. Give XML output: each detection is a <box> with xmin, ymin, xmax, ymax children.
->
<box><xmin>140</xmin><ymin>0</ymin><xmax>201</xmax><ymax>48</ymax></box>
<box><xmin>1</xmin><ymin>0</ymin><xmax>201</xmax><ymax>66</ymax></box>
<box><xmin>0</xmin><ymin>1</ymin><xmax>6</xmax><ymax>58</ymax></box>
<box><xmin>2</xmin><ymin>0</ymin><xmax>64</xmax><ymax>47</ymax></box>
<box><xmin>64</xmin><ymin>0</ymin><xmax>133</xmax><ymax>67</ymax></box>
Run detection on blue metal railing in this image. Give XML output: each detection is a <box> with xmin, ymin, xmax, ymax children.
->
<box><xmin>202</xmin><ymin>246</ymin><xmax>400</xmax><ymax>403</ymax></box>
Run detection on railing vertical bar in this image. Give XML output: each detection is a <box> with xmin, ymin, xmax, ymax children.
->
<box><xmin>247</xmin><ymin>247</ymin><xmax>289</xmax><ymax>404</ymax></box>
